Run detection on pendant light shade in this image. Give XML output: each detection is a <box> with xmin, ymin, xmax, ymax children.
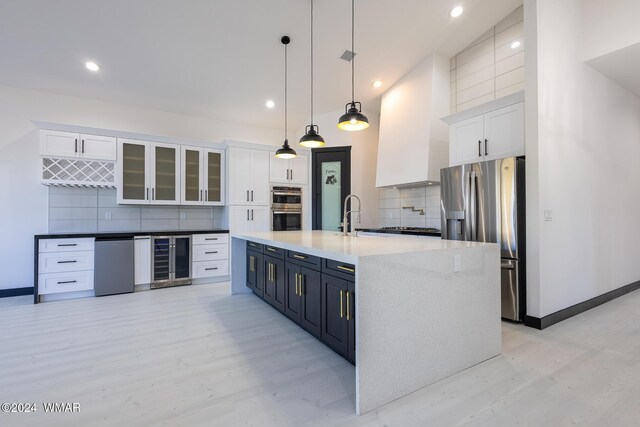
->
<box><xmin>338</xmin><ymin>101</ymin><xmax>369</xmax><ymax>131</ymax></box>
<box><xmin>338</xmin><ymin>0</ymin><xmax>369</xmax><ymax>132</ymax></box>
<box><xmin>276</xmin><ymin>36</ymin><xmax>297</xmax><ymax>159</ymax></box>
<box><xmin>300</xmin><ymin>0</ymin><xmax>325</xmax><ymax>148</ymax></box>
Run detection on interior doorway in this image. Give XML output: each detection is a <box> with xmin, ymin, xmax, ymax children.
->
<box><xmin>311</xmin><ymin>146</ymin><xmax>351</xmax><ymax>231</ymax></box>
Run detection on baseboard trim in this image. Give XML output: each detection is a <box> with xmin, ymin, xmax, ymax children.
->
<box><xmin>0</xmin><ymin>287</ymin><xmax>34</xmax><ymax>298</ymax></box>
<box><xmin>525</xmin><ymin>280</ymin><xmax>640</xmax><ymax>330</ymax></box>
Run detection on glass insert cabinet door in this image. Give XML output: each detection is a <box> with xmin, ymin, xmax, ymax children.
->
<box><xmin>150</xmin><ymin>143</ymin><xmax>180</xmax><ymax>205</ymax></box>
<box><xmin>205</xmin><ymin>150</ymin><xmax>224</xmax><ymax>204</ymax></box>
<box><xmin>119</xmin><ymin>139</ymin><xmax>149</xmax><ymax>204</ymax></box>
<box><xmin>180</xmin><ymin>146</ymin><xmax>225</xmax><ymax>205</ymax></box>
<box><xmin>181</xmin><ymin>147</ymin><xmax>203</xmax><ymax>204</ymax></box>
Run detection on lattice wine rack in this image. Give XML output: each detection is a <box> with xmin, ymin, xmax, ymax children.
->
<box><xmin>41</xmin><ymin>157</ymin><xmax>115</xmax><ymax>188</ymax></box>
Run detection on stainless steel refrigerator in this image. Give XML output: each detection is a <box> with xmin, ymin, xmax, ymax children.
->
<box><xmin>440</xmin><ymin>157</ymin><xmax>525</xmax><ymax>321</ymax></box>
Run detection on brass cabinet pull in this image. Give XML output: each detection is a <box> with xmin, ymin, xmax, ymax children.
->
<box><xmin>339</xmin><ymin>290</ymin><xmax>344</xmax><ymax>318</ymax></box>
<box><xmin>272</xmin><ymin>264</ymin><xmax>276</xmax><ymax>282</ymax></box>
<box><xmin>337</xmin><ymin>265</ymin><xmax>355</xmax><ymax>273</ymax></box>
<box><xmin>249</xmin><ymin>256</ymin><xmax>254</xmax><ymax>272</ymax></box>
<box><xmin>294</xmin><ymin>273</ymin><xmax>299</xmax><ymax>295</ymax></box>
<box><xmin>299</xmin><ymin>274</ymin><xmax>304</xmax><ymax>296</ymax></box>
<box><xmin>268</xmin><ymin>263</ymin><xmax>272</xmax><ymax>281</ymax></box>
<box><xmin>293</xmin><ymin>254</ymin><xmax>306</xmax><ymax>260</ymax></box>
<box><xmin>346</xmin><ymin>291</ymin><xmax>350</xmax><ymax>320</ymax></box>
<box><xmin>267</xmin><ymin>247</ymin><xmax>277</xmax><ymax>252</ymax></box>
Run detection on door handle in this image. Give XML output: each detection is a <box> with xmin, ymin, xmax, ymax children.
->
<box><xmin>295</xmin><ymin>273</ymin><xmax>299</xmax><ymax>295</ymax></box>
<box><xmin>290</xmin><ymin>169</ymin><xmax>293</xmax><ymax>181</ymax></box>
<box><xmin>200</xmin><ymin>189</ymin><xmax>203</xmax><ymax>201</ymax></box>
<box><xmin>501</xmin><ymin>262</ymin><xmax>516</xmax><ymax>270</ymax></box>
<box><xmin>247</xmin><ymin>190</ymin><xmax>250</xmax><ymax>202</ymax></box>
<box><xmin>478</xmin><ymin>140</ymin><xmax>482</xmax><ymax>157</ymax></box>
<box><xmin>247</xmin><ymin>209</ymin><xmax>250</xmax><ymax>221</ymax></box>
<box><xmin>485</xmin><ymin>139</ymin><xmax>488</xmax><ymax>156</ymax></box>
<box><xmin>336</xmin><ymin>265</ymin><xmax>355</xmax><ymax>273</ymax></box>
<box><xmin>57</xmin><ymin>243</ymin><xmax>77</xmax><ymax>247</ymax></box>
<box><xmin>251</xmin><ymin>190</ymin><xmax>254</xmax><ymax>202</ymax></box>
<box><xmin>205</xmin><ymin>251</ymin><xmax>218</xmax><ymax>254</ymax></box>
<box><xmin>146</xmin><ymin>188</ymin><xmax>149</xmax><ymax>200</ymax></box>
<box><xmin>251</xmin><ymin>209</ymin><xmax>254</xmax><ymax>221</ymax></box>
<box><xmin>82</xmin><ymin>139</ymin><xmax>85</xmax><ymax>154</ymax></box>
<box><xmin>339</xmin><ymin>290</ymin><xmax>344</xmax><ymax>318</ymax></box>
<box><xmin>346</xmin><ymin>291</ymin><xmax>350</xmax><ymax>320</ymax></box>
<box><xmin>205</xmin><ymin>267</ymin><xmax>218</xmax><ymax>271</ymax></box>
<box><xmin>75</xmin><ymin>138</ymin><xmax>78</xmax><ymax>153</ymax></box>
<box><xmin>299</xmin><ymin>274</ymin><xmax>303</xmax><ymax>296</ymax></box>
<box><xmin>152</xmin><ymin>188</ymin><xmax>155</xmax><ymax>200</ymax></box>
<box><xmin>57</xmin><ymin>280</ymin><xmax>77</xmax><ymax>284</ymax></box>
<box><xmin>57</xmin><ymin>260</ymin><xmax>77</xmax><ymax>264</ymax></box>
<box><xmin>205</xmin><ymin>189</ymin><xmax>208</xmax><ymax>202</ymax></box>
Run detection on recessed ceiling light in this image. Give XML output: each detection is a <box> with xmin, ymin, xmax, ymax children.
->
<box><xmin>511</xmin><ymin>41</ymin><xmax>521</xmax><ymax>49</ymax></box>
<box><xmin>85</xmin><ymin>61</ymin><xmax>100</xmax><ymax>72</ymax></box>
<box><xmin>266</xmin><ymin>100</ymin><xmax>275</xmax><ymax>109</ymax></box>
<box><xmin>450</xmin><ymin>6</ymin><xmax>464</xmax><ymax>18</ymax></box>
<box><xmin>372</xmin><ymin>80</ymin><xmax>383</xmax><ymax>88</ymax></box>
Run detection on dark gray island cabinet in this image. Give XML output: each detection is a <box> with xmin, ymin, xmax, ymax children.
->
<box><xmin>245</xmin><ymin>242</ymin><xmax>355</xmax><ymax>364</ymax></box>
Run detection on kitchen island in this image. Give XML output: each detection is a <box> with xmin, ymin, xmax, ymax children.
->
<box><xmin>230</xmin><ymin>230</ymin><xmax>501</xmax><ymax>415</ymax></box>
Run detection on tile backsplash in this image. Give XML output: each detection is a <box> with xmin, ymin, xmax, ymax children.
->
<box><xmin>48</xmin><ymin>187</ymin><xmax>224</xmax><ymax>234</ymax></box>
<box><xmin>379</xmin><ymin>185</ymin><xmax>441</xmax><ymax>229</ymax></box>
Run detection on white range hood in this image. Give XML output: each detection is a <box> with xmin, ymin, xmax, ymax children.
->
<box><xmin>375</xmin><ymin>54</ymin><xmax>450</xmax><ymax>188</ymax></box>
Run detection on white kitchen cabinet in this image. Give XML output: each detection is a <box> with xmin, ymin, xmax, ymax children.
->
<box><xmin>191</xmin><ymin>233</ymin><xmax>229</xmax><ymax>279</ymax></box>
<box><xmin>40</xmin><ymin>130</ymin><xmax>117</xmax><ymax>161</ymax></box>
<box><xmin>448</xmin><ymin>101</ymin><xmax>524</xmax><ymax>166</ymax></box>
<box><xmin>269</xmin><ymin>154</ymin><xmax>308</xmax><ymax>185</ymax></box>
<box><xmin>181</xmin><ymin>146</ymin><xmax>225</xmax><ymax>206</ymax></box>
<box><xmin>116</xmin><ymin>139</ymin><xmax>181</xmax><ymax>205</ymax></box>
<box><xmin>37</xmin><ymin>237</ymin><xmax>95</xmax><ymax>299</ymax></box>
<box><xmin>228</xmin><ymin>206</ymin><xmax>270</xmax><ymax>234</ymax></box>
<box><xmin>227</xmin><ymin>147</ymin><xmax>269</xmax><ymax>205</ymax></box>
<box><xmin>134</xmin><ymin>236</ymin><xmax>151</xmax><ymax>285</ymax></box>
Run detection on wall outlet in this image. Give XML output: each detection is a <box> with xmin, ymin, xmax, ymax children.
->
<box><xmin>180</xmin><ymin>212</ymin><xmax>187</xmax><ymax>219</ymax></box>
<box><xmin>453</xmin><ymin>254</ymin><xmax>461</xmax><ymax>273</ymax></box>
<box><xmin>544</xmin><ymin>210</ymin><xmax>553</xmax><ymax>221</ymax></box>
<box><xmin>105</xmin><ymin>211</ymin><xmax>112</xmax><ymax>220</ymax></box>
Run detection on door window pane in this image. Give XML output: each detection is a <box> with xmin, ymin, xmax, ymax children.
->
<box><xmin>123</xmin><ymin>143</ymin><xmax>145</xmax><ymax>200</ymax></box>
<box><xmin>155</xmin><ymin>146</ymin><xmax>176</xmax><ymax>201</ymax></box>
<box><xmin>185</xmin><ymin>149</ymin><xmax>200</xmax><ymax>202</ymax></box>
<box><xmin>321</xmin><ymin>161</ymin><xmax>341</xmax><ymax>231</ymax></box>
<box><xmin>207</xmin><ymin>152</ymin><xmax>221</xmax><ymax>202</ymax></box>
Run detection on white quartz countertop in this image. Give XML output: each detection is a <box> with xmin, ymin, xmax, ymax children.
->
<box><xmin>232</xmin><ymin>230</ymin><xmax>490</xmax><ymax>264</ymax></box>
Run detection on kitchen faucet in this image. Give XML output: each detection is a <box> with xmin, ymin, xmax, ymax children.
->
<box><xmin>342</xmin><ymin>194</ymin><xmax>362</xmax><ymax>237</ymax></box>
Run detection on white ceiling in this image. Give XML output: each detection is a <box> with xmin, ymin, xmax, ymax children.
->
<box><xmin>587</xmin><ymin>42</ymin><xmax>640</xmax><ymax>99</ymax></box>
<box><xmin>0</xmin><ymin>0</ymin><xmax>522</xmax><ymax>131</ymax></box>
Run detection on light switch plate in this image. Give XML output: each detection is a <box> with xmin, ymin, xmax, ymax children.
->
<box><xmin>544</xmin><ymin>210</ymin><xmax>553</xmax><ymax>221</ymax></box>
<box><xmin>105</xmin><ymin>211</ymin><xmax>112</xmax><ymax>220</ymax></box>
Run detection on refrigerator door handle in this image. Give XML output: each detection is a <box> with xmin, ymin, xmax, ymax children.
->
<box><xmin>469</xmin><ymin>171</ymin><xmax>478</xmax><ymax>241</ymax></box>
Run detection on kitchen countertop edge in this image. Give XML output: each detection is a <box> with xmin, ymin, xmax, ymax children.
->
<box><xmin>34</xmin><ymin>229</ymin><xmax>230</xmax><ymax>240</ymax></box>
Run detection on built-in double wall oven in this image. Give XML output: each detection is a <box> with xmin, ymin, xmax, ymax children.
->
<box><xmin>271</xmin><ymin>186</ymin><xmax>302</xmax><ymax>231</ymax></box>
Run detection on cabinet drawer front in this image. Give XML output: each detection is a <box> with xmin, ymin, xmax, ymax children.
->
<box><xmin>323</xmin><ymin>259</ymin><xmax>356</xmax><ymax>280</ymax></box>
<box><xmin>247</xmin><ymin>241</ymin><xmax>264</xmax><ymax>252</ymax></box>
<box><xmin>192</xmin><ymin>244</ymin><xmax>228</xmax><ymax>262</ymax></box>
<box><xmin>287</xmin><ymin>250</ymin><xmax>321</xmax><ymax>270</ymax></box>
<box><xmin>38</xmin><ymin>271</ymin><xmax>94</xmax><ymax>295</ymax></box>
<box><xmin>38</xmin><ymin>251</ymin><xmax>95</xmax><ymax>273</ymax></box>
<box><xmin>39</xmin><ymin>238</ymin><xmax>95</xmax><ymax>253</ymax></box>
<box><xmin>264</xmin><ymin>245</ymin><xmax>284</xmax><ymax>259</ymax></box>
<box><xmin>192</xmin><ymin>233</ymin><xmax>229</xmax><ymax>246</ymax></box>
<box><xmin>192</xmin><ymin>260</ymin><xmax>229</xmax><ymax>278</ymax></box>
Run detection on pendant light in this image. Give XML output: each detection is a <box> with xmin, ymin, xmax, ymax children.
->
<box><xmin>299</xmin><ymin>0</ymin><xmax>325</xmax><ymax>148</ymax></box>
<box><xmin>275</xmin><ymin>36</ymin><xmax>297</xmax><ymax>159</ymax></box>
<box><xmin>337</xmin><ymin>0</ymin><xmax>369</xmax><ymax>131</ymax></box>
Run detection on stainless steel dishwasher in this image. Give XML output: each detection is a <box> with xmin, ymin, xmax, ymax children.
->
<box><xmin>94</xmin><ymin>236</ymin><xmax>135</xmax><ymax>297</ymax></box>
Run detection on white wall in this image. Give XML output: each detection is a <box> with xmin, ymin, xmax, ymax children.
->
<box><xmin>297</xmin><ymin>109</ymin><xmax>380</xmax><ymax>229</ymax></box>
<box><xmin>525</xmin><ymin>0</ymin><xmax>640</xmax><ymax>317</ymax></box>
<box><xmin>0</xmin><ymin>84</ymin><xmax>283</xmax><ymax>290</ymax></box>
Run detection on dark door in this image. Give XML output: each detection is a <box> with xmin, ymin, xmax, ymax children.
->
<box><xmin>312</xmin><ymin>147</ymin><xmax>351</xmax><ymax>231</ymax></box>
<box><xmin>300</xmin><ymin>266</ymin><xmax>322</xmax><ymax>338</ymax></box>
<box><xmin>321</xmin><ymin>273</ymin><xmax>349</xmax><ymax>358</ymax></box>
<box><xmin>173</xmin><ymin>237</ymin><xmax>191</xmax><ymax>280</ymax></box>
<box><xmin>285</xmin><ymin>264</ymin><xmax>302</xmax><ymax>322</ymax></box>
<box><xmin>264</xmin><ymin>255</ymin><xmax>285</xmax><ymax>312</ymax></box>
<box><xmin>247</xmin><ymin>250</ymin><xmax>263</xmax><ymax>298</ymax></box>
<box><xmin>347</xmin><ymin>281</ymin><xmax>355</xmax><ymax>364</ymax></box>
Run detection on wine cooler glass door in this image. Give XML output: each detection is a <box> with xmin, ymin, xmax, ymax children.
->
<box><xmin>153</xmin><ymin>238</ymin><xmax>171</xmax><ymax>282</ymax></box>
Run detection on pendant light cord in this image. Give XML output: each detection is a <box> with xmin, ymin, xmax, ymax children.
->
<box><xmin>284</xmin><ymin>40</ymin><xmax>288</xmax><ymax>141</ymax></box>
<box><xmin>310</xmin><ymin>0</ymin><xmax>314</xmax><ymax>126</ymax></box>
<box><xmin>351</xmin><ymin>0</ymin><xmax>355</xmax><ymax>103</ymax></box>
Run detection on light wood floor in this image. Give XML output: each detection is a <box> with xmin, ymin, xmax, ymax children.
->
<box><xmin>1</xmin><ymin>284</ymin><xmax>639</xmax><ymax>427</ymax></box>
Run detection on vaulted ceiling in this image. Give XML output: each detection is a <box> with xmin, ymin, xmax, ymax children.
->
<box><xmin>0</xmin><ymin>0</ymin><xmax>521</xmax><ymax>130</ymax></box>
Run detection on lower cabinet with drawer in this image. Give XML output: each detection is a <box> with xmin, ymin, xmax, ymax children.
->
<box><xmin>36</xmin><ymin>237</ymin><xmax>96</xmax><ymax>302</ymax></box>
<box><xmin>192</xmin><ymin>233</ymin><xmax>229</xmax><ymax>279</ymax></box>
<box><xmin>245</xmin><ymin>241</ymin><xmax>355</xmax><ymax>364</ymax></box>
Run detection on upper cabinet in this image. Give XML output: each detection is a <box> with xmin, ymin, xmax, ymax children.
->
<box><xmin>446</xmin><ymin>100</ymin><xmax>524</xmax><ymax>166</ymax></box>
<box><xmin>227</xmin><ymin>147</ymin><xmax>269</xmax><ymax>205</ymax></box>
<box><xmin>376</xmin><ymin>54</ymin><xmax>450</xmax><ymax>187</ymax></box>
<box><xmin>116</xmin><ymin>139</ymin><xmax>181</xmax><ymax>205</ymax></box>
<box><xmin>40</xmin><ymin>130</ymin><xmax>116</xmax><ymax>161</ymax></box>
<box><xmin>181</xmin><ymin>146</ymin><xmax>225</xmax><ymax>206</ymax></box>
<box><xmin>270</xmin><ymin>154</ymin><xmax>308</xmax><ymax>185</ymax></box>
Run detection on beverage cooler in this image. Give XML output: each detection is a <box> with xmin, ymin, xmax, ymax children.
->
<box><xmin>151</xmin><ymin>236</ymin><xmax>191</xmax><ymax>289</ymax></box>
